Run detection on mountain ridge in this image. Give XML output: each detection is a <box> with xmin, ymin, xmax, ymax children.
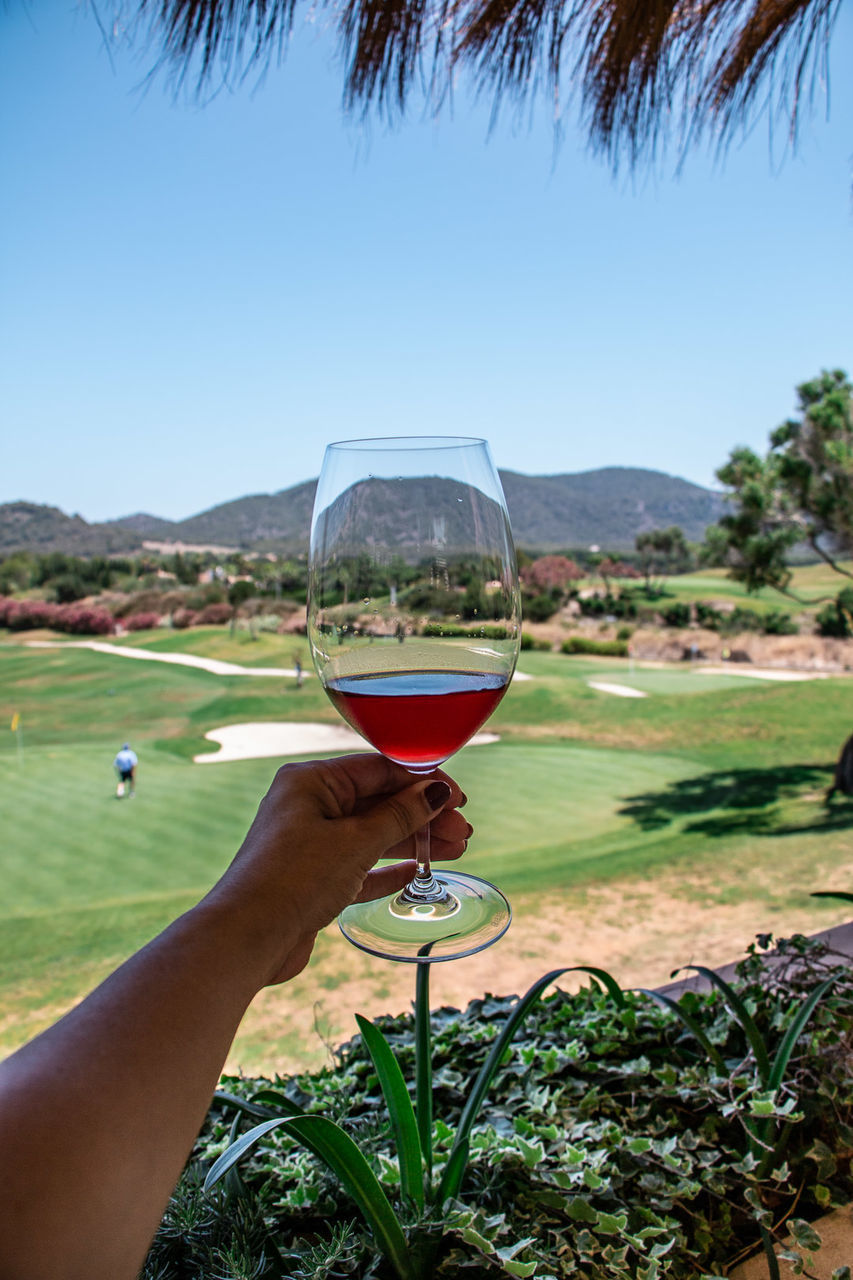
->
<box><xmin>0</xmin><ymin>468</ymin><xmax>726</xmax><ymax>555</ymax></box>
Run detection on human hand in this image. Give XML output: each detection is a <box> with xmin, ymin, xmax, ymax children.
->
<box><xmin>204</xmin><ymin>754</ymin><xmax>470</xmax><ymax>986</ymax></box>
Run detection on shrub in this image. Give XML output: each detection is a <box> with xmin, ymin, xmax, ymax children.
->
<box><xmin>421</xmin><ymin>621</ymin><xmax>467</xmax><ymax>638</ymax></box>
<box><xmin>726</xmin><ymin>606</ymin><xmax>764</xmax><ymax>633</ymax></box>
<box><xmin>578</xmin><ymin>593</ymin><xmax>637</xmax><ymax>620</ymax></box>
<box><xmin>661</xmin><ymin>602</ymin><xmax>690</xmax><ymax>628</ymax></box>
<box><xmin>615</xmin><ymin>625</ymin><xmax>634</xmax><ymax>641</ymax></box>
<box><xmin>196</xmin><ymin>603</ymin><xmax>233</xmax><ymax>625</ymax></box>
<box><xmin>695</xmin><ymin>602</ymin><xmax>723</xmax><ymax>630</ymax></box>
<box><xmin>59</xmin><ymin>605</ymin><xmax>115</xmax><ymax>635</ymax></box>
<box><xmin>561</xmin><ymin>636</ymin><xmax>629</xmax><ymax>656</ymax></box>
<box><xmin>124</xmin><ymin>612</ymin><xmax>162</xmax><ymax>632</ymax></box>
<box><xmin>520</xmin><ymin>633</ymin><xmax>551</xmax><ymax>651</ymax></box>
<box><xmin>0</xmin><ymin>597</ymin><xmax>114</xmax><ymax>635</ymax></box>
<box><xmin>816</xmin><ymin>590</ymin><xmax>853</xmax><ymax>638</ymax></box>
<box><xmin>171</xmin><ymin>608</ymin><xmax>198</xmax><ymax>630</ymax></box>
<box><xmin>51</xmin><ymin>573</ymin><xmax>89</xmax><ymax>604</ymax></box>
<box><xmin>1</xmin><ymin>599</ymin><xmax>61</xmax><ymax>630</ymax></box>
<box><xmin>524</xmin><ymin>593</ymin><xmax>560</xmax><ymax>622</ymax></box>
<box><xmin>762</xmin><ymin>609</ymin><xmax>799</xmax><ymax>636</ymax></box>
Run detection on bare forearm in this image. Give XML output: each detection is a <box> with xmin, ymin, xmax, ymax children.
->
<box><xmin>0</xmin><ymin>899</ymin><xmax>280</xmax><ymax>1280</ymax></box>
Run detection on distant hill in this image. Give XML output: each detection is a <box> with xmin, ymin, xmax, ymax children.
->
<box><xmin>0</xmin><ymin>468</ymin><xmax>726</xmax><ymax>556</ymax></box>
<box><xmin>0</xmin><ymin>502</ymin><xmax>142</xmax><ymax>555</ymax></box>
<box><xmin>500</xmin><ymin>468</ymin><xmax>726</xmax><ymax>549</ymax></box>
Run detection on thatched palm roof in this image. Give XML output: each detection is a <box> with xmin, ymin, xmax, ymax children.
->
<box><xmin>137</xmin><ymin>0</ymin><xmax>842</xmax><ymax>164</ymax></box>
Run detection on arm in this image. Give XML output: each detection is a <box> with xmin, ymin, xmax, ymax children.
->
<box><xmin>0</xmin><ymin>754</ymin><xmax>468</xmax><ymax>1280</ymax></box>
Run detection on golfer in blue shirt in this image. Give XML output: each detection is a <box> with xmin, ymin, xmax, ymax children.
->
<box><xmin>113</xmin><ymin>744</ymin><xmax>138</xmax><ymax>798</ymax></box>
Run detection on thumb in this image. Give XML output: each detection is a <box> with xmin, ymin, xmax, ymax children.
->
<box><xmin>350</xmin><ymin>778</ymin><xmax>452</xmax><ymax>861</ymax></box>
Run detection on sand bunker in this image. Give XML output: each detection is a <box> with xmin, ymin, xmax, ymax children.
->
<box><xmin>195</xmin><ymin>723</ymin><xmax>501</xmax><ymax>763</ymax></box>
<box><xmin>587</xmin><ymin>680</ymin><xmax>648</xmax><ymax>698</ymax></box>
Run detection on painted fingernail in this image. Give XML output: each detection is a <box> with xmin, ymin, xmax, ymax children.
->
<box><xmin>426</xmin><ymin>780</ymin><xmax>452</xmax><ymax>810</ymax></box>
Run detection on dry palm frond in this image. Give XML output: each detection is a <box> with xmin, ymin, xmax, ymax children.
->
<box><xmin>130</xmin><ymin>0</ymin><xmax>841</xmax><ymax>162</ymax></box>
<box><xmin>137</xmin><ymin>0</ymin><xmax>299</xmax><ymax>88</ymax></box>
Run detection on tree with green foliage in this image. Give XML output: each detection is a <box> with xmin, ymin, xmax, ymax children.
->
<box><xmin>635</xmin><ymin>526</ymin><xmax>690</xmax><ymax>592</ymax></box>
<box><xmin>705</xmin><ymin>369</ymin><xmax>853</xmax><ymax>793</ymax></box>
<box><xmin>228</xmin><ymin>578</ymin><xmax>256</xmax><ymax>633</ymax></box>
<box><xmin>704</xmin><ymin>370</ymin><xmax>853</xmax><ymax>599</ymax></box>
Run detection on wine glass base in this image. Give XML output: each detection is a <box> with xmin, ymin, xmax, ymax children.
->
<box><xmin>339</xmin><ymin>871</ymin><xmax>511</xmax><ymax>963</ymax></box>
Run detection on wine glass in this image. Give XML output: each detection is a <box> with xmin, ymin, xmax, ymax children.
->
<box><xmin>307</xmin><ymin>436</ymin><xmax>521</xmax><ymax>963</ymax></box>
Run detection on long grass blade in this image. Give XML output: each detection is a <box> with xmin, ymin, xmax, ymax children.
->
<box><xmin>439</xmin><ymin>966</ymin><xmax>613</xmax><ymax>1202</ymax></box>
<box><xmin>206</xmin><ymin>1113</ymin><xmax>414</xmax><ymax>1280</ymax></box>
<box><xmin>214</xmin><ymin>1089</ymin><xmax>303</xmax><ymax>1121</ymax></box>
<box><xmin>638</xmin><ymin>989</ymin><xmax>726</xmax><ymax>1074</ymax></box>
<box><xmin>767</xmin><ymin>976</ymin><xmax>836</xmax><ymax>1091</ymax></box>
<box><xmin>415</xmin><ymin>960</ymin><xmax>433</xmax><ymax>1182</ymax></box>
<box><xmin>810</xmin><ymin>891</ymin><xmax>853</xmax><ymax>902</ymax></box>
<box><xmin>356</xmin><ymin>1013</ymin><xmax>425</xmax><ymax>1213</ymax></box>
<box><xmin>676</xmin><ymin>965</ymin><xmax>771</xmax><ymax>1083</ymax></box>
<box><xmin>282</xmin><ymin>1115</ymin><xmax>415</xmax><ymax>1280</ymax></box>
<box><xmin>204</xmin><ymin>1116</ymin><xmax>291</xmax><ymax>1191</ymax></box>
<box><xmin>248</xmin><ymin>1088</ymin><xmax>306</xmax><ymax>1116</ymax></box>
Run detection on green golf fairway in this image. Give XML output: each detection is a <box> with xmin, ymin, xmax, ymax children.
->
<box><xmin>2</xmin><ymin>634</ymin><xmax>852</xmax><ymax>1067</ymax></box>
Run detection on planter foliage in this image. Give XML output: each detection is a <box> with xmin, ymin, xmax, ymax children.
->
<box><xmin>143</xmin><ymin>934</ymin><xmax>853</xmax><ymax>1280</ymax></box>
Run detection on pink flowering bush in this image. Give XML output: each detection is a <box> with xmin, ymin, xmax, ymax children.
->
<box><xmin>124</xmin><ymin>612</ymin><xmax>163</xmax><ymax>632</ymax></box>
<box><xmin>171</xmin><ymin>608</ymin><xmax>198</xmax><ymax>630</ymax></box>
<box><xmin>0</xmin><ymin>596</ymin><xmax>115</xmax><ymax>636</ymax></box>
<box><xmin>197</xmin><ymin>603</ymin><xmax>233</xmax><ymax>625</ymax></box>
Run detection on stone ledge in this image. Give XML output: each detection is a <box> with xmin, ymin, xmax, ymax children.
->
<box><xmin>656</xmin><ymin>920</ymin><xmax>853</xmax><ymax>999</ymax></box>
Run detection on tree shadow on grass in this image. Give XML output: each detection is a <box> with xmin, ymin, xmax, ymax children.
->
<box><xmin>619</xmin><ymin>763</ymin><xmax>853</xmax><ymax>838</ymax></box>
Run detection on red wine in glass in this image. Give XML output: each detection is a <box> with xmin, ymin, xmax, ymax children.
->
<box><xmin>326</xmin><ymin>670</ymin><xmax>509</xmax><ymax>772</ymax></box>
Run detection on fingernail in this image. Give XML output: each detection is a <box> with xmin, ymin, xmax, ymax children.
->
<box><xmin>425</xmin><ymin>780</ymin><xmax>452</xmax><ymax>810</ymax></box>
<box><xmin>465</xmin><ymin>822</ymin><xmax>474</xmax><ymax>838</ymax></box>
<box><xmin>459</xmin><ymin>791</ymin><xmax>469</xmax><ymax>807</ymax></box>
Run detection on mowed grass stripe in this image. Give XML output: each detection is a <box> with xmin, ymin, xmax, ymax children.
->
<box><xmin>0</xmin><ymin>746</ymin><xmax>276</xmax><ymax>915</ymax></box>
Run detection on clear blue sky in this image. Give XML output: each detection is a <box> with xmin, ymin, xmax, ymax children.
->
<box><xmin>2</xmin><ymin>1</ymin><xmax>851</xmax><ymax>523</ymax></box>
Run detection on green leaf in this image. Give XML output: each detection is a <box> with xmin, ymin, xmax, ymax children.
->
<box><xmin>214</xmin><ymin>1089</ymin><xmax>302</xmax><ymax>1121</ymax></box>
<box><xmin>503</xmin><ymin>1260</ymin><xmax>538</xmax><ymax>1277</ymax></box>
<box><xmin>356</xmin><ymin>1013</ymin><xmax>425</xmax><ymax>1213</ymax></box>
<box><xmin>768</xmin><ymin>976</ymin><xmax>837</xmax><ymax>1091</ymax></box>
<box><xmin>248</xmin><ymin>1088</ymin><xmax>307</xmax><ymax>1116</ymax></box>
<box><xmin>637</xmin><ymin>989</ymin><xmax>725</xmax><ymax>1074</ymax></box>
<box><xmin>567</xmin><ymin>1198</ymin><xmax>599</xmax><ymax>1223</ymax></box>
<box><xmin>597</xmin><ymin>1211</ymin><xmax>629</xmax><ymax>1234</ymax></box>
<box><xmin>438</xmin><ymin>966</ymin><xmax>622</xmax><ymax>1203</ymax></box>
<box><xmin>204</xmin><ymin>1116</ymin><xmax>293</xmax><ymax>1192</ymax></box>
<box><xmin>440</xmin><ymin>1138</ymin><xmax>469</xmax><ymax>1204</ymax></box>
<box><xmin>676</xmin><ymin>965</ymin><xmax>771</xmax><ymax>1083</ymax></box>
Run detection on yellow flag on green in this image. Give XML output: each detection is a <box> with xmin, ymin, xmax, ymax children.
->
<box><xmin>10</xmin><ymin>713</ymin><xmax>20</xmax><ymax>732</ymax></box>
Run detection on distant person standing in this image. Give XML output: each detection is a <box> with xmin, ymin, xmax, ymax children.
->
<box><xmin>294</xmin><ymin>657</ymin><xmax>303</xmax><ymax>689</ymax></box>
<box><xmin>113</xmin><ymin>744</ymin><xmax>138</xmax><ymax>799</ymax></box>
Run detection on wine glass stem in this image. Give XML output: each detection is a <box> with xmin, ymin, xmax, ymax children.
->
<box><xmin>413</xmin><ymin>824</ymin><xmax>440</xmax><ymax>894</ymax></box>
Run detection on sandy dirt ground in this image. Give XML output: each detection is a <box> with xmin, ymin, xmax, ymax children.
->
<box><xmin>224</xmin><ymin>863</ymin><xmax>853</xmax><ymax>1077</ymax></box>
